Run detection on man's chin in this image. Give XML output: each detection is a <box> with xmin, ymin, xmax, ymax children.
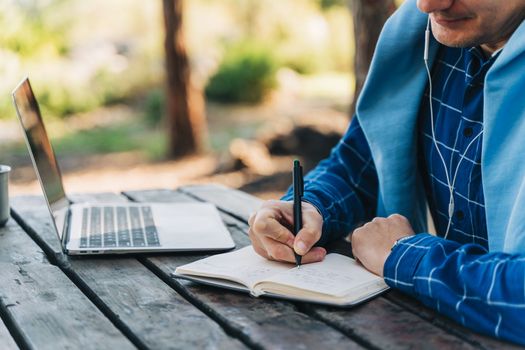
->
<box><xmin>432</xmin><ymin>32</ymin><xmax>477</xmax><ymax>49</ymax></box>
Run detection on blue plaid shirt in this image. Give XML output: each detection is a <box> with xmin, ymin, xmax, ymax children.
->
<box><xmin>283</xmin><ymin>45</ymin><xmax>525</xmax><ymax>345</ymax></box>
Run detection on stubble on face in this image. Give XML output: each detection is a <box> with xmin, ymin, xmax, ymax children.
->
<box><xmin>421</xmin><ymin>1</ymin><xmax>525</xmax><ymax>54</ymax></box>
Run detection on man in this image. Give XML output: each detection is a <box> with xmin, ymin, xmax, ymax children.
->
<box><xmin>248</xmin><ymin>0</ymin><xmax>525</xmax><ymax>345</ymax></box>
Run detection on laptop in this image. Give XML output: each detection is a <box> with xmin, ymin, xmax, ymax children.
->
<box><xmin>12</xmin><ymin>77</ymin><xmax>235</xmax><ymax>255</ymax></box>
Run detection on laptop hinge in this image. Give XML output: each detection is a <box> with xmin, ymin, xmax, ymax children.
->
<box><xmin>62</xmin><ymin>208</ymin><xmax>72</xmax><ymax>253</ymax></box>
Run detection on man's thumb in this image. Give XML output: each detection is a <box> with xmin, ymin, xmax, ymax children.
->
<box><xmin>294</xmin><ymin>228</ymin><xmax>320</xmax><ymax>256</ymax></box>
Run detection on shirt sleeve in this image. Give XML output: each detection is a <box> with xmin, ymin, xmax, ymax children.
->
<box><xmin>281</xmin><ymin>117</ymin><xmax>378</xmax><ymax>245</ymax></box>
<box><xmin>384</xmin><ymin>233</ymin><xmax>525</xmax><ymax>346</ymax></box>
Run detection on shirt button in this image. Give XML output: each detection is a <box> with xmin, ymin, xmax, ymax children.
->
<box><xmin>463</xmin><ymin>127</ymin><xmax>473</xmax><ymax>137</ymax></box>
<box><xmin>455</xmin><ymin>210</ymin><xmax>465</xmax><ymax>220</ymax></box>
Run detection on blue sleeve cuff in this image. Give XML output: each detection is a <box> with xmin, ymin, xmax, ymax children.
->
<box><xmin>383</xmin><ymin>233</ymin><xmax>441</xmax><ymax>295</ymax></box>
<box><xmin>280</xmin><ymin>192</ymin><xmax>292</xmax><ymax>202</ymax></box>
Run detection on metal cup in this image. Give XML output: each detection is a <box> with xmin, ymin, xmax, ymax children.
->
<box><xmin>0</xmin><ymin>165</ymin><xmax>11</xmax><ymax>227</ymax></box>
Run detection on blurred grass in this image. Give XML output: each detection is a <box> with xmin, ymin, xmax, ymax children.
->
<box><xmin>55</xmin><ymin>121</ymin><xmax>171</xmax><ymax>161</ymax></box>
<box><xmin>208</xmin><ymin>119</ymin><xmax>266</xmax><ymax>152</ymax></box>
<box><xmin>54</xmin><ymin>124</ymin><xmax>148</xmax><ymax>155</ymax></box>
<box><xmin>3</xmin><ymin>114</ymin><xmax>262</xmax><ymax>160</ymax></box>
<box><xmin>2</xmin><ymin>120</ymin><xmax>167</xmax><ymax>162</ymax></box>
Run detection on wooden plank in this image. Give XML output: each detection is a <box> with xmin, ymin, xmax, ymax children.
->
<box><xmin>11</xmin><ymin>194</ymin><xmax>245</xmax><ymax>350</ymax></box>
<box><xmin>9</xmin><ymin>193</ymin><xmax>130</xmax><ymax>264</ymax></box>
<box><xmin>69</xmin><ymin>257</ymin><xmax>244</xmax><ymax>350</ymax></box>
<box><xmin>180</xmin><ymin>184</ymin><xmax>263</xmax><ymax>222</ymax></box>
<box><xmin>123</xmin><ymin>189</ymin><xmax>249</xmax><ymax>228</ymax></box>
<box><xmin>384</xmin><ymin>290</ymin><xmax>524</xmax><ymax>350</ymax></box>
<box><xmin>10</xmin><ymin>196</ymin><xmax>66</xmax><ymax>264</ymax></box>
<box><xmin>300</xmin><ymin>300</ymin><xmax>477</xmax><ymax>350</ymax></box>
<box><xmin>180</xmin><ymin>184</ymin><xmax>519</xmax><ymax>350</ymax></box>
<box><xmin>0</xmin><ymin>316</ymin><xmax>19</xmax><ymax>350</ymax></box>
<box><xmin>125</xmin><ymin>189</ymin><xmax>364</xmax><ymax>350</ymax></box>
<box><xmin>0</xmin><ymin>218</ymin><xmax>134</xmax><ymax>350</ymax></box>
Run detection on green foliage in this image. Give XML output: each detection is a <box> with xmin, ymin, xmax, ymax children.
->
<box><xmin>205</xmin><ymin>43</ymin><xmax>278</xmax><ymax>104</ymax></box>
<box><xmin>143</xmin><ymin>88</ymin><xmax>165</xmax><ymax>126</ymax></box>
<box><xmin>0</xmin><ymin>97</ymin><xmax>12</xmax><ymax>120</ymax></box>
<box><xmin>316</xmin><ymin>0</ymin><xmax>347</xmax><ymax>10</ymax></box>
<box><xmin>279</xmin><ymin>51</ymin><xmax>320</xmax><ymax>75</ymax></box>
<box><xmin>0</xmin><ymin>0</ymin><xmax>353</xmax><ymax>123</ymax></box>
<box><xmin>37</xmin><ymin>83</ymin><xmax>99</xmax><ymax>117</ymax></box>
<box><xmin>0</xmin><ymin>0</ymin><xmax>164</xmax><ymax>120</ymax></box>
<box><xmin>206</xmin><ymin>0</ymin><xmax>352</xmax><ymax>75</ymax></box>
<box><xmin>33</xmin><ymin>75</ymin><xmax>112</xmax><ymax>119</ymax></box>
<box><xmin>0</xmin><ymin>1</ymin><xmax>71</xmax><ymax>58</ymax></box>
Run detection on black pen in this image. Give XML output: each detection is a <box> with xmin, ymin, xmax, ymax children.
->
<box><xmin>293</xmin><ymin>159</ymin><xmax>303</xmax><ymax>267</ymax></box>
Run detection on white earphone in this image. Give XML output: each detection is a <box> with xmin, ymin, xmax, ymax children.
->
<box><xmin>423</xmin><ymin>16</ymin><xmax>483</xmax><ymax>239</ymax></box>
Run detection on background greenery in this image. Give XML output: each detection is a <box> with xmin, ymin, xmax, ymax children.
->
<box><xmin>205</xmin><ymin>42</ymin><xmax>278</xmax><ymax>103</ymax></box>
<box><xmin>0</xmin><ymin>0</ymin><xmax>353</xmax><ymax>159</ymax></box>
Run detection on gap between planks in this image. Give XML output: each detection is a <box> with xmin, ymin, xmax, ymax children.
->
<box><xmin>0</xmin><ymin>297</ymin><xmax>31</xmax><ymax>350</ymax></box>
<box><xmin>138</xmin><ymin>257</ymin><xmax>266</xmax><ymax>350</ymax></box>
<box><xmin>11</xmin><ymin>193</ymin><xmax>256</xmax><ymax>350</ymax></box>
<box><xmin>9</xmin><ymin>209</ymin><xmax>150</xmax><ymax>350</ymax></box>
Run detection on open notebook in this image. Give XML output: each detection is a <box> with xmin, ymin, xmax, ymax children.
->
<box><xmin>173</xmin><ymin>246</ymin><xmax>389</xmax><ymax>307</ymax></box>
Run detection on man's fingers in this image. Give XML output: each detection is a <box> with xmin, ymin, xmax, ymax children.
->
<box><xmin>248</xmin><ymin>200</ymin><xmax>326</xmax><ymax>263</ymax></box>
<box><xmin>253</xmin><ymin>210</ymin><xmax>295</xmax><ymax>245</ymax></box>
<box><xmin>299</xmin><ymin>247</ymin><xmax>327</xmax><ymax>264</ymax></box>
<box><xmin>261</xmin><ymin>238</ymin><xmax>326</xmax><ymax>264</ymax></box>
<box><xmin>261</xmin><ymin>236</ymin><xmax>296</xmax><ymax>263</ymax></box>
<box><xmin>294</xmin><ymin>226</ymin><xmax>321</xmax><ymax>255</ymax></box>
<box><xmin>248</xmin><ymin>212</ymin><xmax>256</xmax><ymax>227</ymax></box>
<box><xmin>249</xmin><ymin>227</ymin><xmax>269</xmax><ymax>259</ymax></box>
<box><xmin>293</xmin><ymin>203</ymin><xmax>323</xmax><ymax>255</ymax></box>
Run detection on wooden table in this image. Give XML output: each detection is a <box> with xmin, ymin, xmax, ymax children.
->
<box><xmin>0</xmin><ymin>184</ymin><xmax>521</xmax><ymax>349</ymax></box>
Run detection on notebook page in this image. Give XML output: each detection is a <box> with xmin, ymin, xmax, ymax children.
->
<box><xmin>175</xmin><ymin>246</ymin><xmax>291</xmax><ymax>289</ymax></box>
<box><xmin>254</xmin><ymin>253</ymin><xmax>385</xmax><ymax>298</ymax></box>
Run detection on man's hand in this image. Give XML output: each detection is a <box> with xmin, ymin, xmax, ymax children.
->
<box><xmin>248</xmin><ymin>200</ymin><xmax>326</xmax><ymax>264</ymax></box>
<box><xmin>351</xmin><ymin>214</ymin><xmax>414</xmax><ymax>276</ymax></box>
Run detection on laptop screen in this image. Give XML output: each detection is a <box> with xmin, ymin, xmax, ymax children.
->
<box><xmin>12</xmin><ymin>78</ymin><xmax>69</xmax><ymax>239</ymax></box>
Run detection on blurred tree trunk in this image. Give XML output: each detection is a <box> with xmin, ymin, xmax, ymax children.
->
<box><xmin>350</xmin><ymin>0</ymin><xmax>396</xmax><ymax>116</ymax></box>
<box><xmin>163</xmin><ymin>0</ymin><xmax>206</xmax><ymax>158</ymax></box>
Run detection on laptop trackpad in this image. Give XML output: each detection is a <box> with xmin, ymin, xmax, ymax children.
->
<box><xmin>152</xmin><ymin>202</ymin><xmax>235</xmax><ymax>250</ymax></box>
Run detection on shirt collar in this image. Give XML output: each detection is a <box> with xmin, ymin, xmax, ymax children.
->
<box><xmin>464</xmin><ymin>46</ymin><xmax>501</xmax><ymax>85</ymax></box>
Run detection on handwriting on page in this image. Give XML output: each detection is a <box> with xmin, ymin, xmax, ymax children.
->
<box><xmin>178</xmin><ymin>246</ymin><xmax>291</xmax><ymax>289</ymax></box>
<box><xmin>259</xmin><ymin>254</ymin><xmax>382</xmax><ymax>297</ymax></box>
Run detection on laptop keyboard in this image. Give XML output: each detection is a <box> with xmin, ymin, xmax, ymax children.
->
<box><xmin>80</xmin><ymin>205</ymin><xmax>160</xmax><ymax>248</ymax></box>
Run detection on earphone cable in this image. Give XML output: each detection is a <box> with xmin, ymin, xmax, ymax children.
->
<box><xmin>423</xmin><ymin>18</ymin><xmax>483</xmax><ymax>239</ymax></box>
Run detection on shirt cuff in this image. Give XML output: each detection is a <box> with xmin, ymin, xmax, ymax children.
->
<box><xmin>383</xmin><ymin>233</ymin><xmax>441</xmax><ymax>295</ymax></box>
